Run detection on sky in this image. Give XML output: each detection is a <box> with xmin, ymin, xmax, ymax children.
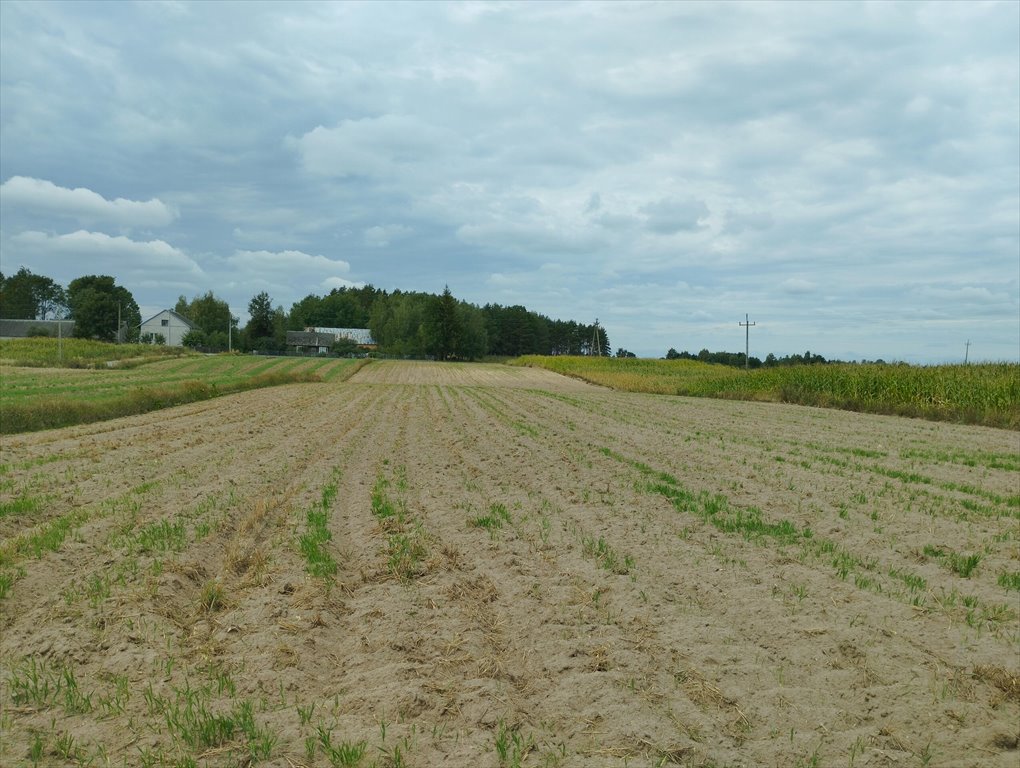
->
<box><xmin>1</xmin><ymin>0</ymin><xmax>1017</xmax><ymax>363</ymax></box>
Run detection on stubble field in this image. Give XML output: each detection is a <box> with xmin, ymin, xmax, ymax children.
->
<box><xmin>1</xmin><ymin>361</ymin><xmax>1017</xmax><ymax>768</ymax></box>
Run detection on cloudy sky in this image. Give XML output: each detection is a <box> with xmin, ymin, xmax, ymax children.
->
<box><xmin>1</xmin><ymin>1</ymin><xmax>1017</xmax><ymax>362</ymax></box>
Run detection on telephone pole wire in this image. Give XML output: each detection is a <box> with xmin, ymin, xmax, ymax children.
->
<box><xmin>739</xmin><ymin>313</ymin><xmax>755</xmax><ymax>370</ymax></box>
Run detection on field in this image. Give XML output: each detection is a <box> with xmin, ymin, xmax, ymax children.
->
<box><xmin>0</xmin><ymin>355</ymin><xmax>367</xmax><ymax>434</ymax></box>
<box><xmin>0</xmin><ymin>338</ymin><xmax>193</xmax><ymax>368</ymax></box>
<box><xmin>513</xmin><ymin>356</ymin><xmax>1020</xmax><ymax>430</ymax></box>
<box><xmin>1</xmin><ymin>360</ymin><xmax>1018</xmax><ymax>767</ymax></box>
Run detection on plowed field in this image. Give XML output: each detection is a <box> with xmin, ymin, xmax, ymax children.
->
<box><xmin>1</xmin><ymin>361</ymin><xmax>1017</xmax><ymax>767</ymax></box>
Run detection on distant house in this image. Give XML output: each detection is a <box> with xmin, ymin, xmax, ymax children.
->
<box><xmin>0</xmin><ymin>319</ymin><xmax>75</xmax><ymax>339</ymax></box>
<box><xmin>285</xmin><ymin>330</ymin><xmax>338</xmax><ymax>355</ymax></box>
<box><xmin>139</xmin><ymin>310</ymin><xmax>195</xmax><ymax>347</ymax></box>
<box><xmin>285</xmin><ymin>327</ymin><xmax>377</xmax><ymax>355</ymax></box>
<box><xmin>311</xmin><ymin>327</ymin><xmax>377</xmax><ymax>349</ymax></box>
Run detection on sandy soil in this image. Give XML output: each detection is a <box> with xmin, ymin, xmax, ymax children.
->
<box><xmin>1</xmin><ymin>360</ymin><xmax>1017</xmax><ymax>767</ymax></box>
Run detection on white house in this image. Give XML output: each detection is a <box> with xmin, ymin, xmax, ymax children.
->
<box><xmin>139</xmin><ymin>310</ymin><xmax>195</xmax><ymax>347</ymax></box>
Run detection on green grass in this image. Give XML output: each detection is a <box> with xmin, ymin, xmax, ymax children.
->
<box><xmin>1</xmin><ymin>352</ymin><xmax>369</xmax><ymax>434</ymax></box>
<box><xmin>581</xmin><ymin>534</ymin><xmax>633</xmax><ymax>575</ymax></box>
<box><xmin>0</xmin><ymin>493</ymin><xmax>40</xmax><ymax>518</ymax></box>
<box><xmin>513</xmin><ymin>356</ymin><xmax>1020</xmax><ymax>429</ymax></box>
<box><xmin>315</xmin><ymin>726</ymin><xmax>367</xmax><ymax>767</ymax></box>
<box><xmin>0</xmin><ymin>337</ymin><xmax>191</xmax><ymax>367</ymax></box>
<box><xmin>469</xmin><ymin>502</ymin><xmax>512</xmax><ymax>531</ymax></box>
<box><xmin>923</xmin><ymin>545</ymin><xmax>983</xmax><ymax>578</ymax></box>
<box><xmin>998</xmin><ymin>571</ymin><xmax>1020</xmax><ymax>591</ymax></box>
<box><xmin>299</xmin><ymin>470</ymin><xmax>342</xmax><ymax>580</ymax></box>
<box><xmin>371</xmin><ymin>468</ymin><xmax>428</xmax><ymax>581</ymax></box>
<box><xmin>8</xmin><ymin>656</ymin><xmax>93</xmax><ymax>715</ymax></box>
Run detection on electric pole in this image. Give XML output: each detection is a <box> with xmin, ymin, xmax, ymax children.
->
<box><xmin>591</xmin><ymin>318</ymin><xmax>602</xmax><ymax>357</ymax></box>
<box><xmin>965</xmin><ymin>340</ymin><xmax>970</xmax><ymax>364</ymax></box>
<box><xmin>739</xmin><ymin>313</ymin><xmax>755</xmax><ymax>370</ymax></box>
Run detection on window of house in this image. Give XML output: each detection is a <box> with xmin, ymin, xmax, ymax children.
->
<box><xmin>161</xmin><ymin>319</ymin><xmax>169</xmax><ymax>326</ymax></box>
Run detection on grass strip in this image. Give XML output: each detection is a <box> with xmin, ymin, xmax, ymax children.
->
<box><xmin>0</xmin><ymin>337</ymin><xmax>192</xmax><ymax>367</ymax></box>
<box><xmin>299</xmin><ymin>471</ymin><xmax>341</xmax><ymax>580</ymax></box>
<box><xmin>0</xmin><ymin>370</ymin><xmax>324</xmax><ymax>434</ymax></box>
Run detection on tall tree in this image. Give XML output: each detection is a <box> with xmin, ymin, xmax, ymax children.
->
<box><xmin>424</xmin><ymin>286</ymin><xmax>461</xmax><ymax>360</ymax></box>
<box><xmin>246</xmin><ymin>291</ymin><xmax>274</xmax><ymax>337</ymax></box>
<box><xmin>67</xmin><ymin>275</ymin><xmax>140</xmax><ymax>342</ymax></box>
<box><xmin>0</xmin><ymin>267</ymin><xmax>67</xmax><ymax>320</ymax></box>
<box><xmin>244</xmin><ymin>291</ymin><xmax>278</xmax><ymax>351</ymax></box>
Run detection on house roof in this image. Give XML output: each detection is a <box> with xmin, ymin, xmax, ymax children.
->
<box><xmin>139</xmin><ymin>309</ymin><xmax>195</xmax><ymax>328</ymax></box>
<box><xmin>286</xmin><ymin>331</ymin><xmax>336</xmax><ymax>347</ymax></box>
<box><xmin>312</xmin><ymin>327</ymin><xmax>376</xmax><ymax>345</ymax></box>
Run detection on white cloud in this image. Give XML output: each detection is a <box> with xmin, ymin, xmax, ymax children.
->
<box><xmin>322</xmin><ymin>276</ymin><xmax>365</xmax><ymax>291</ymax></box>
<box><xmin>0</xmin><ymin>176</ymin><xmax>177</xmax><ymax>228</ymax></box>
<box><xmin>10</xmin><ymin>229</ymin><xmax>202</xmax><ymax>275</ymax></box>
<box><xmin>287</xmin><ymin>115</ymin><xmax>452</xmax><ymax>179</ymax></box>
<box><xmin>227</xmin><ymin>249</ymin><xmax>352</xmax><ymax>277</ymax></box>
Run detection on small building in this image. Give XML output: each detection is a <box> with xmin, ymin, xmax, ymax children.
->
<box><xmin>312</xmin><ymin>327</ymin><xmax>377</xmax><ymax>349</ymax></box>
<box><xmin>0</xmin><ymin>318</ymin><xmax>75</xmax><ymax>339</ymax></box>
<box><xmin>285</xmin><ymin>330</ymin><xmax>337</xmax><ymax>355</ymax></box>
<box><xmin>139</xmin><ymin>310</ymin><xmax>195</xmax><ymax>347</ymax></box>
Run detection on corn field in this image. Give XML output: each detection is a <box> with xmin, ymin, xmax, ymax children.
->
<box><xmin>514</xmin><ymin>356</ymin><xmax>1020</xmax><ymax>429</ymax></box>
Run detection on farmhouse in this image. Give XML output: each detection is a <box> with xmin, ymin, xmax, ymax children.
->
<box><xmin>139</xmin><ymin>310</ymin><xmax>195</xmax><ymax>347</ymax></box>
<box><xmin>285</xmin><ymin>330</ymin><xmax>338</xmax><ymax>355</ymax></box>
<box><xmin>285</xmin><ymin>327</ymin><xmax>377</xmax><ymax>355</ymax></box>
<box><xmin>0</xmin><ymin>319</ymin><xmax>75</xmax><ymax>339</ymax></box>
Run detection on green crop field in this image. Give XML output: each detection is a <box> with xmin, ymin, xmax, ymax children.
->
<box><xmin>0</xmin><ymin>337</ymin><xmax>193</xmax><ymax>368</ymax></box>
<box><xmin>0</xmin><ymin>341</ymin><xmax>368</xmax><ymax>434</ymax></box>
<box><xmin>513</xmin><ymin>356</ymin><xmax>1020</xmax><ymax>429</ymax></box>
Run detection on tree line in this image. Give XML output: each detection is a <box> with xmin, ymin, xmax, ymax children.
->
<box><xmin>664</xmin><ymin>348</ymin><xmax>852</xmax><ymax>368</ymax></box>
<box><xmin>0</xmin><ymin>267</ymin><xmax>610</xmax><ymax>359</ymax></box>
<box><xmin>251</xmin><ymin>284</ymin><xmax>610</xmax><ymax>359</ymax></box>
<box><xmin>0</xmin><ymin>268</ymin><xmax>141</xmax><ymax>342</ymax></box>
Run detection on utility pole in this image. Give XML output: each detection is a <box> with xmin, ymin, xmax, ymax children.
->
<box><xmin>591</xmin><ymin>318</ymin><xmax>602</xmax><ymax>357</ymax></box>
<box><xmin>964</xmin><ymin>340</ymin><xmax>971</xmax><ymax>364</ymax></box>
<box><xmin>739</xmin><ymin>313</ymin><xmax>755</xmax><ymax>370</ymax></box>
<box><xmin>228</xmin><ymin>312</ymin><xmax>233</xmax><ymax>353</ymax></box>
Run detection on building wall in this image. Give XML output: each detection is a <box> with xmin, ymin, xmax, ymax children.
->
<box><xmin>140</xmin><ymin>311</ymin><xmax>192</xmax><ymax>347</ymax></box>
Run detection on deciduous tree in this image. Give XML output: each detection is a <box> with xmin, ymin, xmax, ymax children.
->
<box><xmin>67</xmin><ymin>275</ymin><xmax>139</xmax><ymax>342</ymax></box>
<box><xmin>0</xmin><ymin>267</ymin><xmax>67</xmax><ymax>320</ymax></box>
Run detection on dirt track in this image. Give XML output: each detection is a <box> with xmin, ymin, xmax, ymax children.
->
<box><xmin>1</xmin><ymin>361</ymin><xmax>1017</xmax><ymax>767</ymax></box>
